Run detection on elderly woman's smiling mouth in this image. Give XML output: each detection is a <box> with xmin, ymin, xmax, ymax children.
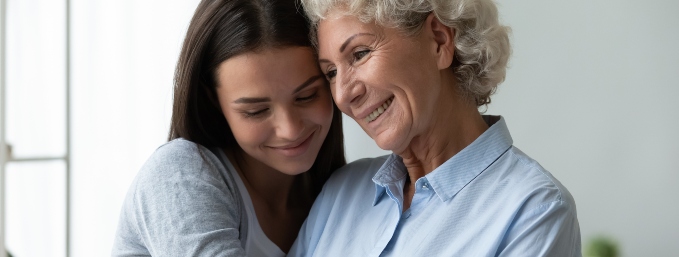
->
<box><xmin>363</xmin><ymin>96</ymin><xmax>394</xmax><ymax>123</ymax></box>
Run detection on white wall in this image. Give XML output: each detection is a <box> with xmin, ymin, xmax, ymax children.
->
<box><xmin>484</xmin><ymin>1</ymin><xmax>679</xmax><ymax>256</ymax></box>
<box><xmin>3</xmin><ymin>0</ymin><xmax>678</xmax><ymax>256</ymax></box>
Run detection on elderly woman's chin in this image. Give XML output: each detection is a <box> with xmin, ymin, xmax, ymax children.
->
<box><xmin>363</xmin><ymin>120</ymin><xmax>411</xmax><ymax>153</ymax></box>
<box><xmin>356</xmin><ymin>100</ymin><xmax>418</xmax><ymax>153</ymax></box>
<box><xmin>371</xmin><ymin>131</ymin><xmax>402</xmax><ymax>151</ymax></box>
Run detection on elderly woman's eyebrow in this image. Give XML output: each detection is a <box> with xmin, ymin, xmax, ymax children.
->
<box><xmin>339</xmin><ymin>33</ymin><xmax>375</xmax><ymax>52</ymax></box>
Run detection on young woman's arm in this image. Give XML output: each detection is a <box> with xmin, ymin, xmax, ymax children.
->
<box><xmin>112</xmin><ymin>140</ymin><xmax>246</xmax><ymax>257</ymax></box>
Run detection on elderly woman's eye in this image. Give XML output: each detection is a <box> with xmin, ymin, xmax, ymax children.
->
<box><xmin>325</xmin><ymin>69</ymin><xmax>337</xmax><ymax>80</ymax></box>
<box><xmin>353</xmin><ymin>50</ymin><xmax>370</xmax><ymax>61</ymax></box>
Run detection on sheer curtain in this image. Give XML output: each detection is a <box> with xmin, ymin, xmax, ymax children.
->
<box><xmin>4</xmin><ymin>0</ymin><xmax>199</xmax><ymax>256</ymax></box>
<box><xmin>69</xmin><ymin>0</ymin><xmax>198</xmax><ymax>255</ymax></box>
<box><xmin>4</xmin><ymin>0</ymin><xmax>67</xmax><ymax>256</ymax></box>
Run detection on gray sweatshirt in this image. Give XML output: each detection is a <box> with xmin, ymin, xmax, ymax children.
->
<box><xmin>112</xmin><ymin>139</ymin><xmax>248</xmax><ymax>256</ymax></box>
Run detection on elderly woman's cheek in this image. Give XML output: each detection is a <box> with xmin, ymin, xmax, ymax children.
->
<box><xmin>329</xmin><ymin>77</ymin><xmax>357</xmax><ymax>115</ymax></box>
<box><xmin>328</xmin><ymin>83</ymin><xmax>340</xmax><ymax>106</ymax></box>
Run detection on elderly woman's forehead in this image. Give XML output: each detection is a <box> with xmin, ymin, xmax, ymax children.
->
<box><xmin>320</xmin><ymin>12</ymin><xmax>368</xmax><ymax>31</ymax></box>
<box><xmin>319</xmin><ymin>15</ymin><xmax>413</xmax><ymax>44</ymax></box>
<box><xmin>317</xmin><ymin>16</ymin><xmax>388</xmax><ymax>45</ymax></box>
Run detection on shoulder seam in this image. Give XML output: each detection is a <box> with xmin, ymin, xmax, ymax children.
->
<box><xmin>507</xmin><ymin>149</ymin><xmax>563</xmax><ymax>202</ymax></box>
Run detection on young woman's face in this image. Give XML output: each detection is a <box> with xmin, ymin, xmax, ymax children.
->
<box><xmin>216</xmin><ymin>47</ymin><xmax>334</xmax><ymax>176</ymax></box>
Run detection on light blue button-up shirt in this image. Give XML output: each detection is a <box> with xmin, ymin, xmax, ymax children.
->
<box><xmin>289</xmin><ymin>116</ymin><xmax>581</xmax><ymax>257</ymax></box>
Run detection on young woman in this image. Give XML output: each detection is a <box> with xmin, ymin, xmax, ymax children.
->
<box><xmin>112</xmin><ymin>0</ymin><xmax>345</xmax><ymax>256</ymax></box>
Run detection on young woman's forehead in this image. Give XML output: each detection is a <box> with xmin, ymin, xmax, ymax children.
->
<box><xmin>216</xmin><ymin>47</ymin><xmax>322</xmax><ymax>98</ymax></box>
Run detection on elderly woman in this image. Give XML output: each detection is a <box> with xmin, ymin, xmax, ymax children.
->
<box><xmin>289</xmin><ymin>0</ymin><xmax>581</xmax><ymax>256</ymax></box>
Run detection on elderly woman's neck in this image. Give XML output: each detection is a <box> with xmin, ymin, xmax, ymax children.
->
<box><xmin>398</xmin><ymin>96</ymin><xmax>488</xmax><ymax>184</ymax></box>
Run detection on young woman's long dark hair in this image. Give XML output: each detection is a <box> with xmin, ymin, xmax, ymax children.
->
<box><xmin>168</xmin><ymin>0</ymin><xmax>345</xmax><ymax>207</ymax></box>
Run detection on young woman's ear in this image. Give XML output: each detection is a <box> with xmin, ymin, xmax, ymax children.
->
<box><xmin>424</xmin><ymin>13</ymin><xmax>455</xmax><ymax>69</ymax></box>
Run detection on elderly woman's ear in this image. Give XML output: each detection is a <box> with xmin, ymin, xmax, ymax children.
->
<box><xmin>424</xmin><ymin>13</ymin><xmax>455</xmax><ymax>70</ymax></box>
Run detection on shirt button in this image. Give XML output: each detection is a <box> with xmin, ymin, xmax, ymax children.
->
<box><xmin>422</xmin><ymin>183</ymin><xmax>429</xmax><ymax>190</ymax></box>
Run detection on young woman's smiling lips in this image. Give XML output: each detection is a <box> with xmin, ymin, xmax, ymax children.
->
<box><xmin>268</xmin><ymin>130</ymin><xmax>316</xmax><ymax>157</ymax></box>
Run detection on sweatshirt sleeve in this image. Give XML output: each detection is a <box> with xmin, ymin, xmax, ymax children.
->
<box><xmin>112</xmin><ymin>140</ymin><xmax>246</xmax><ymax>257</ymax></box>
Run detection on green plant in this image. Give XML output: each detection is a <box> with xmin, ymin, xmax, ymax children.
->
<box><xmin>585</xmin><ymin>236</ymin><xmax>619</xmax><ymax>257</ymax></box>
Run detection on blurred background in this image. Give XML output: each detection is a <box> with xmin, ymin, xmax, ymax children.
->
<box><xmin>0</xmin><ymin>0</ymin><xmax>677</xmax><ymax>256</ymax></box>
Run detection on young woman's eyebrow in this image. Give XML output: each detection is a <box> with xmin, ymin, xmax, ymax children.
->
<box><xmin>234</xmin><ymin>97</ymin><xmax>270</xmax><ymax>104</ymax></box>
<box><xmin>233</xmin><ymin>75</ymin><xmax>323</xmax><ymax>104</ymax></box>
<box><xmin>293</xmin><ymin>75</ymin><xmax>324</xmax><ymax>94</ymax></box>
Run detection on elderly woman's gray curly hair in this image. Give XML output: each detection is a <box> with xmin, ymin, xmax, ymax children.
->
<box><xmin>300</xmin><ymin>0</ymin><xmax>511</xmax><ymax>107</ymax></box>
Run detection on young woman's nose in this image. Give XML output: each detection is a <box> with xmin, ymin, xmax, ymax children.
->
<box><xmin>275</xmin><ymin>108</ymin><xmax>305</xmax><ymax>141</ymax></box>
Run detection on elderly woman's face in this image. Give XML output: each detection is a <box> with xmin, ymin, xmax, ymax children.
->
<box><xmin>317</xmin><ymin>11</ymin><xmax>447</xmax><ymax>152</ymax></box>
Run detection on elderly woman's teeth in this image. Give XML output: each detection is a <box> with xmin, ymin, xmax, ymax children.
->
<box><xmin>365</xmin><ymin>98</ymin><xmax>393</xmax><ymax>123</ymax></box>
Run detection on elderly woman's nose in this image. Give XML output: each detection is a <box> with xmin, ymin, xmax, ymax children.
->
<box><xmin>332</xmin><ymin>75</ymin><xmax>366</xmax><ymax>107</ymax></box>
<box><xmin>275</xmin><ymin>109</ymin><xmax>305</xmax><ymax>141</ymax></box>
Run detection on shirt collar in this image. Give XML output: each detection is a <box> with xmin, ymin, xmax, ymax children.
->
<box><xmin>371</xmin><ymin>115</ymin><xmax>513</xmax><ymax>204</ymax></box>
<box><xmin>426</xmin><ymin>115</ymin><xmax>513</xmax><ymax>202</ymax></box>
<box><xmin>372</xmin><ymin>154</ymin><xmax>407</xmax><ymax>206</ymax></box>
